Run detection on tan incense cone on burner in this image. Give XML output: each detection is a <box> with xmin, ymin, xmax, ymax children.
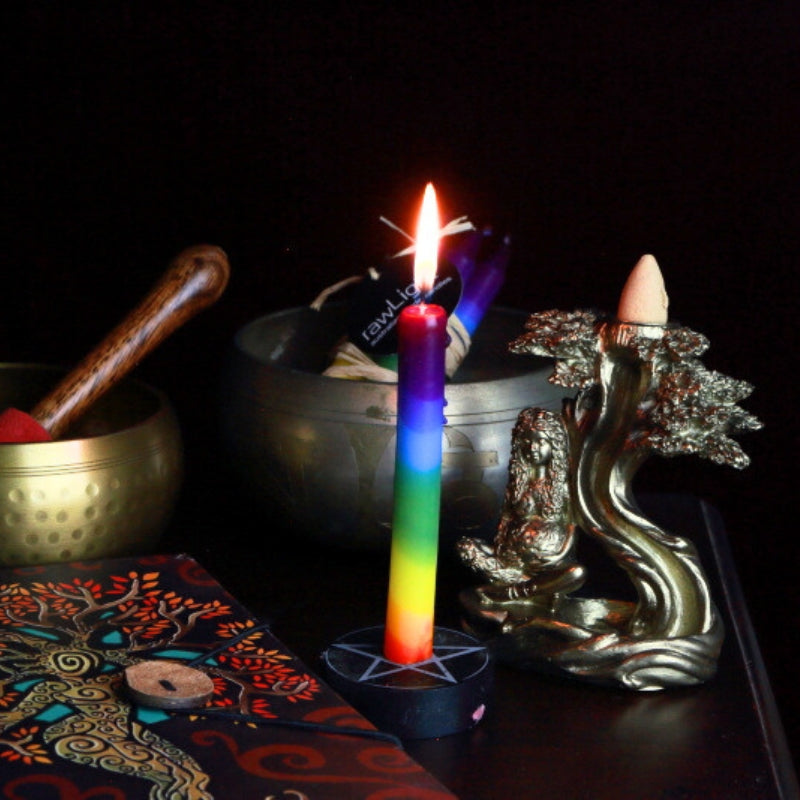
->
<box><xmin>617</xmin><ymin>254</ymin><xmax>669</xmax><ymax>324</ymax></box>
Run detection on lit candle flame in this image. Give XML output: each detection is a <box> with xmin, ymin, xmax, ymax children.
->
<box><xmin>414</xmin><ymin>183</ymin><xmax>440</xmax><ymax>295</ymax></box>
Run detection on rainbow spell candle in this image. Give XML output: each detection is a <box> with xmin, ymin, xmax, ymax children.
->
<box><xmin>384</xmin><ymin>183</ymin><xmax>447</xmax><ymax>664</ymax></box>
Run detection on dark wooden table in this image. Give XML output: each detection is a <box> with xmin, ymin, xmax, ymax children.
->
<box><xmin>164</xmin><ymin>480</ymin><xmax>798</xmax><ymax>800</ymax></box>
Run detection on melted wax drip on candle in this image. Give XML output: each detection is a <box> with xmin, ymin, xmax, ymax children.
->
<box><xmin>617</xmin><ymin>254</ymin><xmax>669</xmax><ymax>324</ymax></box>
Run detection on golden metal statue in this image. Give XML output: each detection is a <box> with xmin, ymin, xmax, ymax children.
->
<box><xmin>459</xmin><ymin>310</ymin><xmax>762</xmax><ymax>690</ymax></box>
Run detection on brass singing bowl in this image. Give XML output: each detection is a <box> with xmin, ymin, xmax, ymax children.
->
<box><xmin>221</xmin><ymin>304</ymin><xmax>565</xmax><ymax>549</ymax></box>
<box><xmin>0</xmin><ymin>364</ymin><xmax>182</xmax><ymax>567</ymax></box>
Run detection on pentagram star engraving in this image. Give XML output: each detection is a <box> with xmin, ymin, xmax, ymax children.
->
<box><xmin>329</xmin><ymin>639</ymin><xmax>487</xmax><ymax>685</ymax></box>
<box><xmin>322</xmin><ymin>626</ymin><xmax>493</xmax><ymax>739</ymax></box>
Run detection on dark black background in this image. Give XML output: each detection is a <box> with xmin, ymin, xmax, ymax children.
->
<box><xmin>4</xmin><ymin>2</ymin><xmax>798</xmax><ymax>769</ymax></box>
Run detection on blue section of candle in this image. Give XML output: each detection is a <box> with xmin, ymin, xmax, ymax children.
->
<box><xmin>396</xmin><ymin>414</ymin><xmax>445</xmax><ymax>471</ymax></box>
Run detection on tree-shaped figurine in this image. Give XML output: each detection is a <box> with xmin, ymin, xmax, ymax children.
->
<box><xmin>459</xmin><ymin>255</ymin><xmax>762</xmax><ymax>690</ymax></box>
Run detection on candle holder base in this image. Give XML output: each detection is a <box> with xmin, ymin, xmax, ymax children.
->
<box><xmin>322</xmin><ymin>625</ymin><xmax>493</xmax><ymax>740</ymax></box>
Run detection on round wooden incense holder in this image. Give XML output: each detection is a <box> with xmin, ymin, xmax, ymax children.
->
<box><xmin>322</xmin><ymin>626</ymin><xmax>493</xmax><ymax>740</ymax></box>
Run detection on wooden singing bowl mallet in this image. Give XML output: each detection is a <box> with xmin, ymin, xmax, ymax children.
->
<box><xmin>0</xmin><ymin>244</ymin><xmax>230</xmax><ymax>443</ymax></box>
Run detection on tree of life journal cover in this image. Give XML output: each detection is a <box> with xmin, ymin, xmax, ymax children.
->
<box><xmin>0</xmin><ymin>553</ymin><xmax>455</xmax><ymax>799</ymax></box>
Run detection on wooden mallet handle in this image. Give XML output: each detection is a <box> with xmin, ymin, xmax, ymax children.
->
<box><xmin>31</xmin><ymin>244</ymin><xmax>230</xmax><ymax>439</ymax></box>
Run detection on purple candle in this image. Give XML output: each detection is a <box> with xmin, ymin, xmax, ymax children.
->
<box><xmin>454</xmin><ymin>234</ymin><xmax>510</xmax><ymax>336</ymax></box>
<box><xmin>445</xmin><ymin>227</ymin><xmax>487</xmax><ymax>287</ymax></box>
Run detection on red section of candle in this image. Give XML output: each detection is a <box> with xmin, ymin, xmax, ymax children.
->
<box><xmin>397</xmin><ymin>304</ymin><xmax>448</xmax><ymax>408</ymax></box>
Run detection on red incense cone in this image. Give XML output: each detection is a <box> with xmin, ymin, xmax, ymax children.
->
<box><xmin>0</xmin><ymin>244</ymin><xmax>230</xmax><ymax>444</ymax></box>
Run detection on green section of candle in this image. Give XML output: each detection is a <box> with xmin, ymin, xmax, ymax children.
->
<box><xmin>390</xmin><ymin>462</ymin><xmax>441</xmax><ymax>561</ymax></box>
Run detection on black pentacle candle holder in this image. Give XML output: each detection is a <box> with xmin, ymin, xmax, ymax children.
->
<box><xmin>322</xmin><ymin>626</ymin><xmax>493</xmax><ymax>740</ymax></box>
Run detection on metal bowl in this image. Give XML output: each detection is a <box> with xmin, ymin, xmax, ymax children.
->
<box><xmin>221</xmin><ymin>305</ymin><xmax>565</xmax><ymax>549</ymax></box>
<box><xmin>0</xmin><ymin>364</ymin><xmax>183</xmax><ymax>566</ymax></box>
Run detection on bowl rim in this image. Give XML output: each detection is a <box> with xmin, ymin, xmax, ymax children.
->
<box><xmin>0</xmin><ymin>362</ymin><xmax>178</xmax><ymax>450</ymax></box>
<box><xmin>231</xmin><ymin>304</ymin><xmax>552</xmax><ymax>391</ymax></box>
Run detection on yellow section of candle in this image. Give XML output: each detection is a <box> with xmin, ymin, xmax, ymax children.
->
<box><xmin>386</xmin><ymin>546</ymin><xmax>438</xmax><ymax>615</ymax></box>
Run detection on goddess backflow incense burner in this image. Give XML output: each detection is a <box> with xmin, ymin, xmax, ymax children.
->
<box><xmin>459</xmin><ymin>256</ymin><xmax>762</xmax><ymax>690</ymax></box>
